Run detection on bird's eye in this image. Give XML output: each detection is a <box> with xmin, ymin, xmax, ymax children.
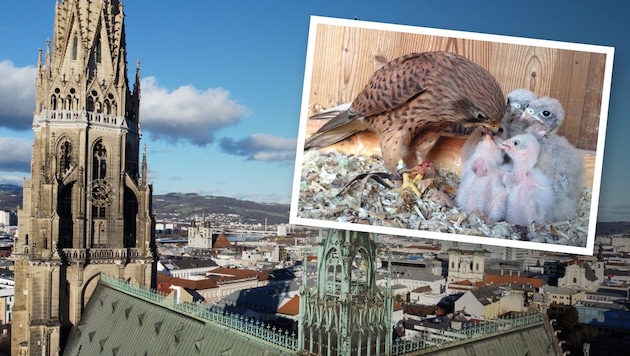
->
<box><xmin>542</xmin><ymin>110</ymin><xmax>551</xmax><ymax>117</ymax></box>
<box><xmin>514</xmin><ymin>140</ymin><xmax>519</xmax><ymax>146</ymax></box>
<box><xmin>498</xmin><ymin>127</ymin><xmax>504</xmax><ymax>133</ymax></box>
<box><xmin>476</xmin><ymin>113</ymin><xmax>486</xmax><ymax>120</ymax></box>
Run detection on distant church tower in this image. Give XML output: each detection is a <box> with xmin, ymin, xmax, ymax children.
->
<box><xmin>447</xmin><ymin>243</ymin><xmax>485</xmax><ymax>283</ymax></box>
<box><xmin>298</xmin><ymin>229</ymin><xmax>393</xmax><ymax>355</ymax></box>
<box><xmin>11</xmin><ymin>1</ymin><xmax>156</xmax><ymax>354</ymax></box>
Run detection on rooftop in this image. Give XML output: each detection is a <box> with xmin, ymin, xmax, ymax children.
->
<box><xmin>78</xmin><ymin>275</ymin><xmax>550</xmax><ymax>356</ymax></box>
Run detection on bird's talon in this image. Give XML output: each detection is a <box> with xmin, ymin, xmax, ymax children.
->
<box><xmin>393</xmin><ymin>172</ymin><xmax>423</xmax><ymax>196</ymax></box>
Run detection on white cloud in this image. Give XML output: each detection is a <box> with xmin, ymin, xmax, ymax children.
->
<box><xmin>0</xmin><ymin>175</ymin><xmax>26</xmax><ymax>187</ymax></box>
<box><xmin>0</xmin><ymin>63</ymin><xmax>249</xmax><ymax>146</ymax></box>
<box><xmin>140</xmin><ymin>76</ymin><xmax>250</xmax><ymax>146</ymax></box>
<box><xmin>0</xmin><ymin>60</ymin><xmax>36</xmax><ymax>131</ymax></box>
<box><xmin>0</xmin><ymin>137</ymin><xmax>32</xmax><ymax>172</ymax></box>
<box><xmin>219</xmin><ymin>133</ymin><xmax>297</xmax><ymax>162</ymax></box>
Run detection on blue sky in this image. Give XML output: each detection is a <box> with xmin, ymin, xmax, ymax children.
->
<box><xmin>0</xmin><ymin>0</ymin><xmax>628</xmax><ymax>222</ymax></box>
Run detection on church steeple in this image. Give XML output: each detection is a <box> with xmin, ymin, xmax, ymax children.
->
<box><xmin>12</xmin><ymin>1</ymin><xmax>155</xmax><ymax>354</ymax></box>
<box><xmin>299</xmin><ymin>229</ymin><xmax>393</xmax><ymax>355</ymax></box>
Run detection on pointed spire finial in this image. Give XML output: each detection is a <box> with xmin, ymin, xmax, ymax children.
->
<box><xmin>141</xmin><ymin>144</ymin><xmax>147</xmax><ymax>185</ymax></box>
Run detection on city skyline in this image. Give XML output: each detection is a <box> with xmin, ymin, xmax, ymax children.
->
<box><xmin>1</xmin><ymin>1</ymin><xmax>629</xmax><ymax>222</ymax></box>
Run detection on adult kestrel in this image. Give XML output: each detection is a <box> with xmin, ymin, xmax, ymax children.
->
<box><xmin>306</xmin><ymin>52</ymin><xmax>506</xmax><ymax>175</ymax></box>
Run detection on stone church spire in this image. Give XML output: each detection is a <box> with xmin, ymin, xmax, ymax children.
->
<box><xmin>12</xmin><ymin>1</ymin><xmax>156</xmax><ymax>354</ymax></box>
<box><xmin>298</xmin><ymin>229</ymin><xmax>393</xmax><ymax>355</ymax></box>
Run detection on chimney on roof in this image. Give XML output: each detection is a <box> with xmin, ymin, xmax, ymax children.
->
<box><xmin>170</xmin><ymin>286</ymin><xmax>181</xmax><ymax>304</ymax></box>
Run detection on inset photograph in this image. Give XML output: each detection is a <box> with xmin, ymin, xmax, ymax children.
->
<box><xmin>290</xmin><ymin>16</ymin><xmax>614</xmax><ymax>255</ymax></box>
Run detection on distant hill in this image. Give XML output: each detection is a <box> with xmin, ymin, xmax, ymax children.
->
<box><xmin>153</xmin><ymin>192</ymin><xmax>290</xmax><ymax>225</ymax></box>
<box><xmin>595</xmin><ymin>221</ymin><xmax>630</xmax><ymax>236</ymax></box>
<box><xmin>0</xmin><ymin>184</ymin><xmax>290</xmax><ymax>225</ymax></box>
<box><xmin>0</xmin><ymin>184</ymin><xmax>22</xmax><ymax>210</ymax></box>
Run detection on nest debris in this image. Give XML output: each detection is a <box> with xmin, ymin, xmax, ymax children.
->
<box><xmin>297</xmin><ymin>149</ymin><xmax>591</xmax><ymax>247</ymax></box>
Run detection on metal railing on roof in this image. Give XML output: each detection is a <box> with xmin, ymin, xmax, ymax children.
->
<box><xmin>391</xmin><ymin>312</ymin><xmax>544</xmax><ymax>355</ymax></box>
<box><xmin>100</xmin><ymin>274</ymin><xmax>543</xmax><ymax>355</ymax></box>
<box><xmin>99</xmin><ymin>274</ymin><xmax>298</xmax><ymax>352</ymax></box>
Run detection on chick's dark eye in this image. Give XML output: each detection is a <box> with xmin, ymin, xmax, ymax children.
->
<box><xmin>498</xmin><ymin>127</ymin><xmax>504</xmax><ymax>133</ymax></box>
<box><xmin>514</xmin><ymin>140</ymin><xmax>519</xmax><ymax>146</ymax></box>
<box><xmin>542</xmin><ymin>110</ymin><xmax>551</xmax><ymax>117</ymax></box>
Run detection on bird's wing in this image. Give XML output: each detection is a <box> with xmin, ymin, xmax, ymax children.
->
<box><xmin>305</xmin><ymin>53</ymin><xmax>430</xmax><ymax>150</ymax></box>
<box><xmin>304</xmin><ymin>110</ymin><xmax>367</xmax><ymax>149</ymax></box>
<box><xmin>351</xmin><ymin>53</ymin><xmax>428</xmax><ymax>117</ymax></box>
<box><xmin>309</xmin><ymin>102</ymin><xmax>352</xmax><ymax>120</ymax></box>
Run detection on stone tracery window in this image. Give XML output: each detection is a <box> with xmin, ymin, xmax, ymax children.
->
<box><xmin>92</xmin><ymin>140</ymin><xmax>108</xmax><ymax>218</ymax></box>
<box><xmin>59</xmin><ymin>140</ymin><xmax>72</xmax><ymax>175</ymax></box>
<box><xmin>93</xmin><ymin>140</ymin><xmax>107</xmax><ymax>180</ymax></box>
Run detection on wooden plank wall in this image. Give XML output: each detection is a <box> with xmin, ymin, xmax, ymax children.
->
<box><xmin>306</xmin><ymin>23</ymin><xmax>608</xmax><ymax>151</ymax></box>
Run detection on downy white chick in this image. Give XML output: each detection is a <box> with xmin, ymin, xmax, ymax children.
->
<box><xmin>511</xmin><ymin>96</ymin><xmax>565</xmax><ymax>138</ymax></box>
<box><xmin>503</xmin><ymin>89</ymin><xmax>537</xmax><ymax>137</ymax></box>
<box><xmin>522</xmin><ymin>97</ymin><xmax>584</xmax><ymax>221</ymax></box>
<box><xmin>456</xmin><ymin>129</ymin><xmax>508</xmax><ymax>223</ymax></box>
<box><xmin>501</xmin><ymin>134</ymin><xmax>554</xmax><ymax>226</ymax></box>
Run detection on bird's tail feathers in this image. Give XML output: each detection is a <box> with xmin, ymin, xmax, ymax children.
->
<box><xmin>304</xmin><ymin>117</ymin><xmax>367</xmax><ymax>150</ymax></box>
<box><xmin>309</xmin><ymin>102</ymin><xmax>352</xmax><ymax>120</ymax></box>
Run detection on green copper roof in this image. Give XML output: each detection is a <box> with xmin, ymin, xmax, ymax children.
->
<box><xmin>63</xmin><ymin>281</ymin><xmax>296</xmax><ymax>356</ymax></box>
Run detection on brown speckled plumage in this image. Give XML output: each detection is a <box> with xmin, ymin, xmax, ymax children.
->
<box><xmin>306</xmin><ymin>51</ymin><xmax>506</xmax><ymax>171</ymax></box>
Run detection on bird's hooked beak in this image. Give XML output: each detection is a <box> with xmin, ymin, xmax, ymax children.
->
<box><xmin>480</xmin><ymin>121</ymin><xmax>501</xmax><ymax>135</ymax></box>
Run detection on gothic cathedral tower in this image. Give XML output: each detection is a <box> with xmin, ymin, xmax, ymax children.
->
<box><xmin>11</xmin><ymin>1</ymin><xmax>156</xmax><ymax>354</ymax></box>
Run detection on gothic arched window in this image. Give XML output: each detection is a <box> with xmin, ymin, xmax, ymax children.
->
<box><xmin>87</xmin><ymin>96</ymin><xmax>94</xmax><ymax>112</ymax></box>
<box><xmin>93</xmin><ymin>140</ymin><xmax>107</xmax><ymax>180</ymax></box>
<box><xmin>91</xmin><ymin>140</ymin><xmax>109</xmax><ymax>218</ymax></box>
<box><xmin>59</xmin><ymin>140</ymin><xmax>72</xmax><ymax>175</ymax></box>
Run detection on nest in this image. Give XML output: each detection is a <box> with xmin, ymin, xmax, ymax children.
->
<box><xmin>296</xmin><ymin>149</ymin><xmax>591</xmax><ymax>247</ymax></box>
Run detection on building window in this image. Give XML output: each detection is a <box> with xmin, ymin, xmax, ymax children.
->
<box><xmin>93</xmin><ymin>141</ymin><xmax>107</xmax><ymax>180</ymax></box>
<box><xmin>72</xmin><ymin>35</ymin><xmax>78</xmax><ymax>60</ymax></box>
<box><xmin>59</xmin><ymin>140</ymin><xmax>72</xmax><ymax>175</ymax></box>
<box><xmin>95</xmin><ymin>38</ymin><xmax>102</xmax><ymax>63</ymax></box>
<box><xmin>92</xmin><ymin>140</ymin><xmax>108</xmax><ymax>218</ymax></box>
